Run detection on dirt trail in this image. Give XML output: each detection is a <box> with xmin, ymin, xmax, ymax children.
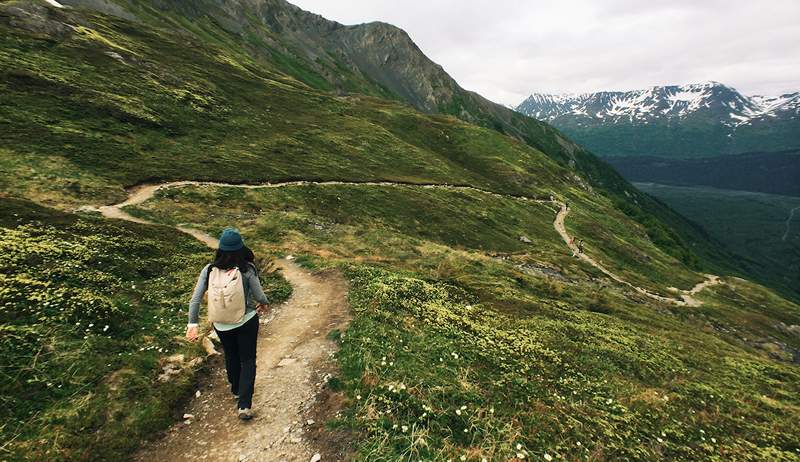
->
<box><xmin>783</xmin><ymin>205</ymin><xmax>800</xmax><ymax>242</ymax></box>
<box><xmin>91</xmin><ymin>180</ymin><xmax>720</xmax><ymax>307</ymax></box>
<box><xmin>79</xmin><ymin>178</ymin><xmax>723</xmax><ymax>458</ymax></box>
<box><xmin>88</xmin><ymin>190</ymin><xmax>351</xmax><ymax>461</ymax></box>
<box><xmin>135</xmin><ymin>258</ymin><xmax>349</xmax><ymax>462</ymax></box>
<box><xmin>551</xmin><ymin>204</ymin><xmax>719</xmax><ymax>306</ymax></box>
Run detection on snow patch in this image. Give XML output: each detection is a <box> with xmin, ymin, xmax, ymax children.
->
<box><xmin>44</xmin><ymin>0</ymin><xmax>64</xmax><ymax>7</ymax></box>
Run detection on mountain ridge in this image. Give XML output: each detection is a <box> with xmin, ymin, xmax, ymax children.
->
<box><xmin>515</xmin><ymin>81</ymin><xmax>800</xmax><ymax>157</ymax></box>
<box><xmin>61</xmin><ymin>0</ymin><xmax>591</xmax><ymax>170</ymax></box>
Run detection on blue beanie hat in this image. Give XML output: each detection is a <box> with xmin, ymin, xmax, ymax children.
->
<box><xmin>218</xmin><ymin>227</ymin><xmax>244</xmax><ymax>251</ymax></box>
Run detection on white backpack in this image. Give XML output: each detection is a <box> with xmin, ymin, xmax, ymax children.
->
<box><xmin>207</xmin><ymin>267</ymin><xmax>246</xmax><ymax>323</ymax></box>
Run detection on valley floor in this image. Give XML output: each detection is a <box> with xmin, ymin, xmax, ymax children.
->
<box><xmin>635</xmin><ymin>182</ymin><xmax>800</xmax><ymax>300</ymax></box>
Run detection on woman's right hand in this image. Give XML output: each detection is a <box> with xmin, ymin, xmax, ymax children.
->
<box><xmin>186</xmin><ymin>325</ymin><xmax>200</xmax><ymax>342</ymax></box>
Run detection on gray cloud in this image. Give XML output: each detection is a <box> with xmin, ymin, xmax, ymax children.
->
<box><xmin>289</xmin><ymin>0</ymin><xmax>800</xmax><ymax>106</ymax></box>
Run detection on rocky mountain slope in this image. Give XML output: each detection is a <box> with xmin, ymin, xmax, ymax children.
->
<box><xmin>516</xmin><ymin>82</ymin><xmax>800</xmax><ymax>157</ymax></box>
<box><xmin>58</xmin><ymin>0</ymin><xmax>596</xmax><ymax>173</ymax></box>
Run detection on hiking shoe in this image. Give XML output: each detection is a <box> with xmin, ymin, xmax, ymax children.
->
<box><xmin>238</xmin><ymin>408</ymin><xmax>253</xmax><ymax>420</ymax></box>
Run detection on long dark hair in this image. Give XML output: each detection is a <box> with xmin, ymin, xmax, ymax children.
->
<box><xmin>212</xmin><ymin>245</ymin><xmax>256</xmax><ymax>274</ymax></box>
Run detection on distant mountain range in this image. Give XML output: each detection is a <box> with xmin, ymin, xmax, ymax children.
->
<box><xmin>515</xmin><ymin>82</ymin><xmax>800</xmax><ymax>157</ymax></box>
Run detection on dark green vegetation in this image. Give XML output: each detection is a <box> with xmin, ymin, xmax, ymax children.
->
<box><xmin>636</xmin><ymin>183</ymin><xmax>800</xmax><ymax>301</ymax></box>
<box><xmin>608</xmin><ymin>151</ymin><xmax>800</xmax><ymax>198</ymax></box>
<box><xmin>1</xmin><ymin>0</ymin><xmax>799</xmax><ymax>460</ymax></box>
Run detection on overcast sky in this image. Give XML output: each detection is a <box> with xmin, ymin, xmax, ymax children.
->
<box><xmin>290</xmin><ymin>0</ymin><xmax>800</xmax><ymax>106</ymax></box>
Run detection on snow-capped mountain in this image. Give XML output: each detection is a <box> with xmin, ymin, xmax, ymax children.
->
<box><xmin>515</xmin><ymin>82</ymin><xmax>800</xmax><ymax>157</ymax></box>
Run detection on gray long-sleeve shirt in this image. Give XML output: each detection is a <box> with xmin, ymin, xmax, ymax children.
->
<box><xmin>188</xmin><ymin>263</ymin><xmax>268</xmax><ymax>329</ymax></box>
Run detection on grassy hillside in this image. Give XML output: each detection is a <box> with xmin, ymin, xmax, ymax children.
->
<box><xmin>0</xmin><ymin>0</ymin><xmax>740</xmax><ymax>282</ymax></box>
<box><xmin>123</xmin><ymin>183</ymin><xmax>800</xmax><ymax>460</ymax></box>
<box><xmin>34</xmin><ymin>0</ymin><xmax>736</xmax><ymax>276</ymax></box>
<box><xmin>1</xmin><ymin>1</ymin><xmax>799</xmax><ymax>461</ymax></box>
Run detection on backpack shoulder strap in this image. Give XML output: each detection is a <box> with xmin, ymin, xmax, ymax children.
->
<box><xmin>203</xmin><ymin>264</ymin><xmax>212</xmax><ymax>292</ymax></box>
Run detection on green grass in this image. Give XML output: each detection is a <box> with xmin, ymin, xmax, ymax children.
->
<box><xmin>0</xmin><ymin>197</ymin><xmax>291</xmax><ymax>461</ymax></box>
<box><xmin>332</xmin><ymin>265</ymin><xmax>800</xmax><ymax>461</ymax></box>
<box><xmin>0</xmin><ymin>8</ymin><xmax>566</xmax><ymax>207</ymax></box>
<box><xmin>124</xmin><ymin>183</ymin><xmax>707</xmax><ymax>295</ymax></box>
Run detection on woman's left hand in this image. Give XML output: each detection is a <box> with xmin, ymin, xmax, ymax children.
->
<box><xmin>256</xmin><ymin>303</ymin><xmax>270</xmax><ymax>315</ymax></box>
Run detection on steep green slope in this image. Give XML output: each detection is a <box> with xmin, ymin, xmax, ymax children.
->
<box><xmin>53</xmin><ymin>0</ymin><xmax>733</xmax><ymax>274</ymax></box>
<box><xmin>0</xmin><ymin>0</ymin><xmax>737</xmax><ymax>280</ymax></box>
<box><xmin>1</xmin><ymin>2</ymin><xmax>571</xmax><ymax>206</ymax></box>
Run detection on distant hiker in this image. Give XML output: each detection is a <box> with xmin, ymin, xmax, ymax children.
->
<box><xmin>578</xmin><ymin>239</ymin><xmax>585</xmax><ymax>254</ymax></box>
<box><xmin>186</xmin><ymin>227</ymin><xmax>269</xmax><ymax>421</ymax></box>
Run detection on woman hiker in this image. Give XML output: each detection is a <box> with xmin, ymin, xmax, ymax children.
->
<box><xmin>185</xmin><ymin>227</ymin><xmax>269</xmax><ymax>420</ymax></box>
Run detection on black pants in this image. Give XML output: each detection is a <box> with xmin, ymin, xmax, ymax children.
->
<box><xmin>215</xmin><ymin>313</ymin><xmax>259</xmax><ymax>409</ymax></box>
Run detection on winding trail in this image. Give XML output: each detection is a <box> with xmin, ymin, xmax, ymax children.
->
<box><xmin>99</xmin><ymin>195</ymin><xmax>351</xmax><ymax>462</ymax></box>
<box><xmin>80</xmin><ymin>178</ymin><xmax>722</xmax><ymax>459</ymax></box>
<box><xmin>86</xmin><ymin>179</ymin><xmax>720</xmax><ymax>308</ymax></box>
